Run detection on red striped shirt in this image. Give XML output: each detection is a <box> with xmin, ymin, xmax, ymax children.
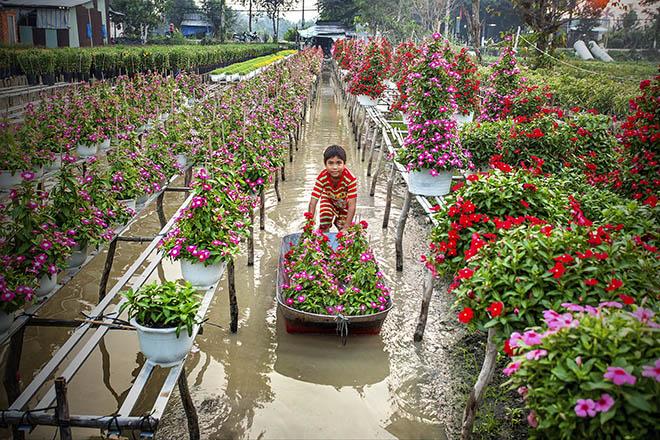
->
<box><xmin>311</xmin><ymin>168</ymin><xmax>357</xmax><ymax>202</ymax></box>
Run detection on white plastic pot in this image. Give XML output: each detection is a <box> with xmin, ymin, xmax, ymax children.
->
<box><xmin>130</xmin><ymin>318</ymin><xmax>196</xmax><ymax>367</ymax></box>
<box><xmin>76</xmin><ymin>143</ymin><xmax>98</xmax><ymax>158</ymax></box>
<box><xmin>357</xmin><ymin>94</ymin><xmax>379</xmax><ymax>106</ymax></box>
<box><xmin>452</xmin><ymin>111</ymin><xmax>474</xmax><ymax>128</ymax></box>
<box><xmin>99</xmin><ymin>138</ymin><xmax>111</xmax><ymax>151</ymax></box>
<box><xmin>180</xmin><ymin>260</ymin><xmax>223</xmax><ymax>287</ymax></box>
<box><xmin>408</xmin><ymin>168</ymin><xmax>454</xmax><ymax>196</ymax></box>
<box><xmin>175</xmin><ymin>154</ymin><xmax>187</xmax><ymax>169</ymax></box>
<box><xmin>66</xmin><ymin>244</ymin><xmax>88</xmax><ymax>268</ymax></box>
<box><xmin>159</xmin><ymin>113</ymin><xmax>170</xmax><ymax>122</ymax></box>
<box><xmin>0</xmin><ymin>310</ymin><xmax>14</xmax><ymax>335</ymax></box>
<box><xmin>37</xmin><ymin>273</ymin><xmax>58</xmax><ymax>297</ymax></box>
<box><xmin>384</xmin><ymin>79</ymin><xmax>397</xmax><ymax>90</ymax></box>
<box><xmin>46</xmin><ymin>155</ymin><xmax>62</xmax><ymax>171</ymax></box>
<box><xmin>0</xmin><ymin>170</ymin><xmax>22</xmax><ymax>189</ymax></box>
<box><xmin>118</xmin><ymin>198</ymin><xmax>136</xmax><ymax>211</ymax></box>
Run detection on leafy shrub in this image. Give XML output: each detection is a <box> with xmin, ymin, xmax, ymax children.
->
<box><xmin>505</xmin><ymin>306</ymin><xmax>659</xmax><ymax>439</ymax></box>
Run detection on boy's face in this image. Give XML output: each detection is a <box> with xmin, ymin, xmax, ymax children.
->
<box><xmin>325</xmin><ymin>156</ymin><xmax>345</xmax><ymax>178</ymax></box>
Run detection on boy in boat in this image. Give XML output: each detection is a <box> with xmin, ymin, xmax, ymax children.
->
<box><xmin>307</xmin><ymin>145</ymin><xmax>357</xmax><ymax>232</ymax></box>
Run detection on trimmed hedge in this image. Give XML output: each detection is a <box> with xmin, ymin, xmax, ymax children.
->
<box><xmin>1</xmin><ymin>44</ymin><xmax>281</xmax><ymax>80</ymax></box>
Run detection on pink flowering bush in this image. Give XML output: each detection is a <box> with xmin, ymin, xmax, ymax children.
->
<box><xmin>160</xmin><ymin>167</ymin><xmax>252</xmax><ymax>265</ymax></box>
<box><xmin>282</xmin><ymin>218</ymin><xmax>391</xmax><ymax>316</ymax></box>
<box><xmin>396</xmin><ymin>34</ymin><xmax>473</xmax><ymax>173</ymax></box>
<box><xmin>505</xmin><ymin>306</ymin><xmax>659</xmax><ymax>438</ymax></box>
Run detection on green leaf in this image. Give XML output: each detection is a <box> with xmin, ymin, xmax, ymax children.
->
<box><xmin>624</xmin><ymin>392</ymin><xmax>653</xmax><ymax>412</ymax></box>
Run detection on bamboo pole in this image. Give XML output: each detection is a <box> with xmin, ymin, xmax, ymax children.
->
<box><xmin>413</xmin><ymin>271</ymin><xmax>435</xmax><ymax>342</ymax></box>
<box><xmin>228</xmin><ymin>259</ymin><xmax>238</xmax><ymax>333</ymax></box>
<box><xmin>395</xmin><ymin>191</ymin><xmax>412</xmax><ymax>271</ymax></box>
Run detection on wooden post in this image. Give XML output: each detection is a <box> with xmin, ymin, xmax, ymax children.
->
<box><xmin>227</xmin><ymin>259</ymin><xmax>238</xmax><ymax>333</ymax></box>
<box><xmin>274</xmin><ymin>170</ymin><xmax>282</xmax><ymax>202</ymax></box>
<box><xmin>361</xmin><ymin>121</ymin><xmax>372</xmax><ymax>161</ymax></box>
<box><xmin>395</xmin><ymin>190</ymin><xmax>412</xmax><ymax>272</ymax></box>
<box><xmin>156</xmin><ymin>191</ymin><xmax>167</xmax><ymax>228</ymax></box>
<box><xmin>3</xmin><ymin>327</ymin><xmax>26</xmax><ymax>440</ymax></box>
<box><xmin>370</xmin><ymin>131</ymin><xmax>386</xmax><ymax>196</ymax></box>
<box><xmin>382</xmin><ymin>165</ymin><xmax>397</xmax><ymax>229</ymax></box>
<box><xmin>54</xmin><ymin>378</ymin><xmax>72</xmax><ymax>440</ymax></box>
<box><xmin>98</xmin><ymin>239</ymin><xmax>118</xmax><ymax>300</ymax></box>
<box><xmin>247</xmin><ymin>208</ymin><xmax>254</xmax><ymax>266</ymax></box>
<box><xmin>289</xmin><ymin>134</ymin><xmax>294</xmax><ymax>163</ymax></box>
<box><xmin>259</xmin><ymin>188</ymin><xmax>265</xmax><ymax>231</ymax></box>
<box><xmin>366</xmin><ymin>128</ymin><xmax>381</xmax><ymax>177</ymax></box>
<box><xmin>461</xmin><ymin>328</ymin><xmax>498</xmax><ymax>440</ymax></box>
<box><xmin>414</xmin><ymin>271</ymin><xmax>435</xmax><ymax>342</ymax></box>
<box><xmin>177</xmin><ymin>366</ymin><xmax>200</xmax><ymax>440</ymax></box>
<box><xmin>184</xmin><ymin>167</ymin><xmax>193</xmax><ymax>191</ymax></box>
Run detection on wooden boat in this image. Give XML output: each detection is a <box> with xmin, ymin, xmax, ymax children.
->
<box><xmin>276</xmin><ymin>232</ymin><xmax>393</xmax><ymax>335</ymax></box>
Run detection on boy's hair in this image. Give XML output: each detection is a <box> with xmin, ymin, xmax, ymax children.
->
<box><xmin>323</xmin><ymin>145</ymin><xmax>347</xmax><ymax>164</ymax></box>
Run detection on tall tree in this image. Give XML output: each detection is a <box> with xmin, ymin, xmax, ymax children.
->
<box><xmin>511</xmin><ymin>0</ymin><xmax>609</xmax><ymax>59</ymax></box>
<box><xmin>258</xmin><ymin>0</ymin><xmax>294</xmax><ymax>40</ymax></box>
<box><xmin>239</xmin><ymin>0</ymin><xmax>255</xmax><ymax>32</ymax></box>
<box><xmin>467</xmin><ymin>0</ymin><xmax>481</xmax><ymax>61</ymax></box>
<box><xmin>164</xmin><ymin>0</ymin><xmax>196</xmax><ymax>27</ymax></box>
<box><xmin>319</xmin><ymin>0</ymin><xmax>360</xmax><ymax>26</ymax></box>
<box><xmin>110</xmin><ymin>0</ymin><xmax>167</xmax><ymax>42</ymax></box>
<box><xmin>203</xmin><ymin>0</ymin><xmax>226</xmax><ymax>41</ymax></box>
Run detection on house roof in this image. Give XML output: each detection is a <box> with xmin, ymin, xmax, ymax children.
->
<box><xmin>0</xmin><ymin>0</ymin><xmax>91</xmax><ymax>7</ymax></box>
<box><xmin>298</xmin><ymin>21</ymin><xmax>353</xmax><ymax>39</ymax></box>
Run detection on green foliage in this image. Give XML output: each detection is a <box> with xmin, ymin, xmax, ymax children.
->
<box><xmin>210</xmin><ymin>49</ymin><xmax>295</xmax><ymax>75</ymax></box>
<box><xmin>505</xmin><ymin>308</ymin><xmax>659</xmax><ymax>439</ymax></box>
<box><xmin>120</xmin><ymin>280</ymin><xmax>202</xmax><ymax>337</ymax></box>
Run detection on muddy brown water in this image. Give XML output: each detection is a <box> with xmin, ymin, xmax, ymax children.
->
<box><xmin>0</xmin><ymin>65</ymin><xmax>468</xmax><ymax>439</ymax></box>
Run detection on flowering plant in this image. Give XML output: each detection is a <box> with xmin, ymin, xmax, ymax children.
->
<box><xmin>389</xmin><ymin>41</ymin><xmax>421</xmax><ymax>113</ymax></box>
<box><xmin>282</xmin><ymin>217</ymin><xmax>390</xmax><ymax>316</ymax></box>
<box><xmin>396</xmin><ymin>34</ymin><xmax>473</xmax><ymax>172</ymax></box>
<box><xmin>451</xmin><ymin>48</ymin><xmax>480</xmax><ymax>116</ymax></box>
<box><xmin>0</xmin><ymin>124</ymin><xmax>32</xmax><ymax>171</ymax></box>
<box><xmin>480</xmin><ymin>41</ymin><xmax>521</xmax><ymax>121</ymax></box>
<box><xmin>348</xmin><ymin>38</ymin><xmax>392</xmax><ymax>98</ymax></box>
<box><xmin>160</xmin><ymin>167</ymin><xmax>252</xmax><ymax>265</ymax></box>
<box><xmin>504</xmin><ymin>306</ymin><xmax>659</xmax><ymax>438</ymax></box>
<box><xmin>107</xmin><ymin>146</ymin><xmax>145</xmax><ymax>200</ymax></box>
<box><xmin>450</xmin><ymin>224</ymin><xmax>659</xmax><ymax>346</ymax></box>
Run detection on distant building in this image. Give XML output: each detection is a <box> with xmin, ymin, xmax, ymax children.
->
<box><xmin>298</xmin><ymin>21</ymin><xmax>355</xmax><ymax>56</ymax></box>
<box><xmin>180</xmin><ymin>13</ymin><xmax>212</xmax><ymax>38</ymax></box>
<box><xmin>0</xmin><ymin>0</ymin><xmax>108</xmax><ymax>47</ymax></box>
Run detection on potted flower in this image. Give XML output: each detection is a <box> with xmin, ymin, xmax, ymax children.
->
<box><xmin>0</xmin><ymin>125</ymin><xmax>32</xmax><ymax>189</ymax></box>
<box><xmin>451</xmin><ymin>48</ymin><xmax>480</xmax><ymax>126</ymax></box>
<box><xmin>119</xmin><ymin>280</ymin><xmax>201</xmax><ymax>366</ymax></box>
<box><xmin>396</xmin><ymin>34</ymin><xmax>473</xmax><ymax>196</ymax></box>
<box><xmin>348</xmin><ymin>38</ymin><xmax>391</xmax><ymax>106</ymax></box>
<box><xmin>0</xmin><ymin>268</ymin><xmax>36</xmax><ymax>333</ymax></box>
<box><xmin>107</xmin><ymin>147</ymin><xmax>145</xmax><ymax>210</ymax></box>
<box><xmin>159</xmin><ymin>167</ymin><xmax>251</xmax><ymax>287</ymax></box>
<box><xmin>73</xmin><ymin>103</ymin><xmax>101</xmax><ymax>158</ymax></box>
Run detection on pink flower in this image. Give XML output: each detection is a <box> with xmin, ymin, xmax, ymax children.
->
<box><xmin>297</xmin><ymin>295</ymin><xmax>305</xmax><ymax>303</ymax></box>
<box><xmin>21</xmin><ymin>171</ymin><xmax>36</xmax><ymax>181</ymax></box>
<box><xmin>574</xmin><ymin>399</ymin><xmax>597</xmax><ymax>417</ymax></box>
<box><xmin>641</xmin><ymin>359</ymin><xmax>660</xmax><ymax>382</ymax></box>
<box><xmin>168</xmin><ymin>246</ymin><xmax>181</xmax><ymax>258</ymax></box>
<box><xmin>285</xmin><ymin>297</ymin><xmax>294</xmax><ymax>305</ymax></box>
<box><xmin>604</xmin><ymin>366</ymin><xmax>637</xmax><ymax>386</ymax></box>
<box><xmin>503</xmin><ymin>361</ymin><xmax>521</xmax><ymax>376</ymax></box>
<box><xmin>595</xmin><ymin>393</ymin><xmax>615</xmax><ymax>413</ymax></box>
<box><xmin>40</xmin><ymin>240</ymin><xmax>53</xmax><ymax>251</ymax></box>
<box><xmin>517</xmin><ymin>386</ymin><xmax>528</xmax><ymax>398</ymax></box>
<box><xmin>526</xmin><ymin>411</ymin><xmax>538</xmax><ymax>428</ymax></box>
<box><xmin>631</xmin><ymin>307</ymin><xmax>655</xmax><ymax>324</ymax></box>
<box><xmin>508</xmin><ymin>332</ymin><xmax>523</xmax><ymax>348</ymax></box>
<box><xmin>599</xmin><ymin>301</ymin><xmax>623</xmax><ymax>309</ymax></box>
<box><xmin>522</xmin><ymin>330</ymin><xmax>543</xmax><ymax>346</ymax></box>
<box><xmin>526</xmin><ymin>349</ymin><xmax>548</xmax><ymax>360</ymax></box>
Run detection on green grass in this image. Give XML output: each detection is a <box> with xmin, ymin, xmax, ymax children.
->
<box><xmin>210</xmin><ymin>50</ymin><xmax>297</xmax><ymax>75</ymax></box>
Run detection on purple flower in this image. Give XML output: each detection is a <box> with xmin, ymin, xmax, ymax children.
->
<box><xmin>595</xmin><ymin>393</ymin><xmax>615</xmax><ymax>413</ymax></box>
<box><xmin>631</xmin><ymin>307</ymin><xmax>655</xmax><ymax>324</ymax></box>
<box><xmin>604</xmin><ymin>366</ymin><xmax>637</xmax><ymax>386</ymax></box>
<box><xmin>574</xmin><ymin>399</ymin><xmax>597</xmax><ymax>418</ymax></box>
<box><xmin>599</xmin><ymin>301</ymin><xmax>623</xmax><ymax>309</ymax></box>
<box><xmin>641</xmin><ymin>359</ymin><xmax>660</xmax><ymax>382</ymax></box>
<box><xmin>21</xmin><ymin>171</ymin><xmax>35</xmax><ymax>181</ymax></box>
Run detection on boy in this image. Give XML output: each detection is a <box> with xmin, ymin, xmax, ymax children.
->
<box><xmin>308</xmin><ymin>145</ymin><xmax>357</xmax><ymax>232</ymax></box>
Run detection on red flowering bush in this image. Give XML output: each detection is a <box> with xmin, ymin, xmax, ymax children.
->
<box><xmin>348</xmin><ymin>38</ymin><xmax>392</xmax><ymax>98</ymax></box>
<box><xmin>505</xmin><ymin>306</ymin><xmax>659</xmax><ymax>438</ymax></box>
<box><xmin>389</xmin><ymin>41</ymin><xmax>421</xmax><ymax>113</ymax></box>
<box><xmin>480</xmin><ymin>42</ymin><xmax>521</xmax><ymax>121</ymax></box>
<box><xmin>451</xmin><ymin>224</ymin><xmax>659</xmax><ymax>345</ymax></box>
<box><xmin>452</xmin><ymin>48</ymin><xmax>480</xmax><ymax>116</ymax></box>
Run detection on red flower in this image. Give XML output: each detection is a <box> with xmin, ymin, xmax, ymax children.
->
<box><xmin>304</xmin><ymin>211</ymin><xmax>314</xmax><ymax>219</ymax></box>
<box><xmin>523</xmin><ymin>183</ymin><xmax>537</xmax><ymax>192</ymax></box>
<box><xmin>519</xmin><ymin>199</ymin><xmax>530</xmax><ymax>209</ymax></box>
<box><xmin>458</xmin><ymin>307</ymin><xmax>474</xmax><ymax>324</ymax></box>
<box><xmin>430</xmin><ymin>204</ymin><xmax>441</xmax><ymax>212</ymax></box>
<box><xmin>554</xmin><ymin>254</ymin><xmax>574</xmax><ymax>264</ymax></box>
<box><xmin>487</xmin><ymin>301</ymin><xmax>504</xmax><ymax>317</ymax></box>
<box><xmin>640</xmin><ymin>79</ymin><xmax>651</xmax><ymax>90</ymax></box>
<box><xmin>452</xmin><ymin>181</ymin><xmax>465</xmax><ymax>192</ymax></box>
<box><xmin>618</xmin><ymin>294</ymin><xmax>634</xmax><ymax>305</ymax></box>
<box><xmin>548</xmin><ymin>262</ymin><xmax>565</xmax><ymax>278</ymax></box>
<box><xmin>467</xmin><ymin>174</ymin><xmax>479</xmax><ymax>182</ymax></box>
<box><xmin>584</xmin><ymin>278</ymin><xmax>598</xmax><ymax>287</ymax></box>
<box><xmin>359</xmin><ymin>220</ymin><xmax>368</xmax><ymax>229</ymax></box>
<box><xmin>503</xmin><ymin>339</ymin><xmax>513</xmax><ymax>357</ymax></box>
<box><xmin>457</xmin><ymin>267</ymin><xmax>474</xmax><ymax>280</ymax></box>
<box><xmin>605</xmin><ymin>278</ymin><xmax>623</xmax><ymax>292</ymax></box>
<box><xmin>540</xmin><ymin>225</ymin><xmax>553</xmax><ymax>237</ymax></box>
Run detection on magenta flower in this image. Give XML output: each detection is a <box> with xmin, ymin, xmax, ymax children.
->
<box><xmin>641</xmin><ymin>359</ymin><xmax>660</xmax><ymax>382</ymax></box>
<box><xmin>285</xmin><ymin>297</ymin><xmax>294</xmax><ymax>306</ymax></box>
<box><xmin>604</xmin><ymin>366</ymin><xmax>637</xmax><ymax>386</ymax></box>
<box><xmin>599</xmin><ymin>301</ymin><xmax>623</xmax><ymax>309</ymax></box>
<box><xmin>40</xmin><ymin>240</ymin><xmax>53</xmax><ymax>250</ymax></box>
<box><xmin>526</xmin><ymin>349</ymin><xmax>548</xmax><ymax>361</ymax></box>
<box><xmin>168</xmin><ymin>246</ymin><xmax>181</xmax><ymax>258</ymax></box>
<box><xmin>21</xmin><ymin>171</ymin><xmax>35</xmax><ymax>181</ymax></box>
<box><xmin>595</xmin><ymin>393</ymin><xmax>615</xmax><ymax>413</ymax></box>
<box><xmin>522</xmin><ymin>330</ymin><xmax>543</xmax><ymax>346</ymax></box>
<box><xmin>574</xmin><ymin>399</ymin><xmax>597</xmax><ymax>417</ymax></box>
<box><xmin>503</xmin><ymin>361</ymin><xmax>521</xmax><ymax>376</ymax></box>
<box><xmin>297</xmin><ymin>295</ymin><xmax>305</xmax><ymax>303</ymax></box>
<box><xmin>526</xmin><ymin>411</ymin><xmax>538</xmax><ymax>428</ymax></box>
<box><xmin>508</xmin><ymin>332</ymin><xmax>523</xmax><ymax>348</ymax></box>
